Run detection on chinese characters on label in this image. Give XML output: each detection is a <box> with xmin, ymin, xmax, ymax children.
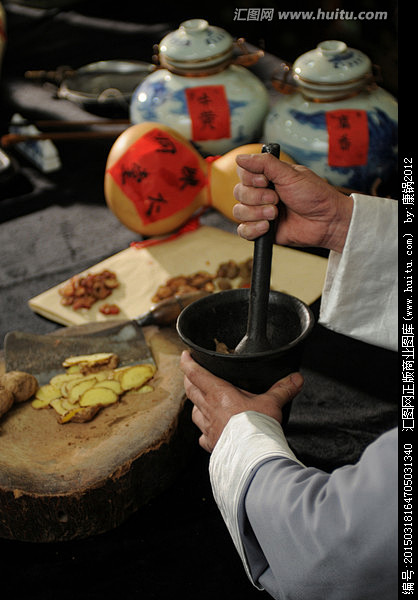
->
<box><xmin>107</xmin><ymin>128</ymin><xmax>206</xmax><ymax>224</ymax></box>
<box><xmin>185</xmin><ymin>86</ymin><xmax>231</xmax><ymax>141</ymax></box>
<box><xmin>326</xmin><ymin>109</ymin><xmax>369</xmax><ymax>167</ymax></box>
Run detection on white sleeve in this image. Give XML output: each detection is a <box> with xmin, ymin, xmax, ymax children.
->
<box><xmin>209</xmin><ymin>411</ymin><xmax>304</xmax><ymax>588</ymax></box>
<box><xmin>319</xmin><ymin>194</ymin><xmax>398</xmax><ymax>351</ymax></box>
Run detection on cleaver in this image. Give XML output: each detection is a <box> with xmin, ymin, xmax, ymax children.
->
<box><xmin>4</xmin><ymin>323</ymin><xmax>155</xmax><ymax>386</ymax></box>
<box><xmin>4</xmin><ymin>291</ymin><xmax>208</xmax><ymax>385</ymax></box>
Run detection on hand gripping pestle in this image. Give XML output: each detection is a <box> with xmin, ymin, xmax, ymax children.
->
<box><xmin>234</xmin><ymin>143</ymin><xmax>281</xmax><ymax>354</ymax></box>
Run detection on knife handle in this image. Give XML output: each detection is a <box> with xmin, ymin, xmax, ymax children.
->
<box><xmin>136</xmin><ymin>291</ymin><xmax>211</xmax><ymax>327</ymax></box>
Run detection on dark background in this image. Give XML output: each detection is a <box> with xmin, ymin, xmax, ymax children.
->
<box><xmin>1</xmin><ymin>0</ymin><xmax>398</xmax><ymax>94</ymax></box>
<box><xmin>0</xmin><ymin>2</ymin><xmax>399</xmax><ymax>599</ymax></box>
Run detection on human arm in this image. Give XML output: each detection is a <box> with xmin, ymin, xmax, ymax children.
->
<box><xmin>181</xmin><ymin>349</ymin><xmax>398</xmax><ymax>599</ymax></box>
<box><xmin>182</xmin><ymin>155</ymin><xmax>398</xmax><ymax>598</ymax></box>
<box><xmin>180</xmin><ymin>350</ymin><xmax>303</xmax><ymax>453</ymax></box>
<box><xmin>210</xmin><ymin>417</ymin><xmax>398</xmax><ymax>600</ymax></box>
<box><xmin>320</xmin><ymin>193</ymin><xmax>398</xmax><ymax>350</ymax></box>
<box><xmin>233</xmin><ymin>154</ymin><xmax>398</xmax><ymax>350</ymax></box>
<box><xmin>232</xmin><ymin>153</ymin><xmax>353</xmax><ymax>253</ymax></box>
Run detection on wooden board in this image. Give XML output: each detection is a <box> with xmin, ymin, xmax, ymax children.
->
<box><xmin>28</xmin><ymin>226</ymin><xmax>328</xmax><ymax>327</ymax></box>
<box><xmin>0</xmin><ymin>325</ymin><xmax>196</xmax><ymax>543</ymax></box>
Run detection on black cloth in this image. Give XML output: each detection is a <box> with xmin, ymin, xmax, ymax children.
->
<box><xmin>0</xmin><ymin>3</ymin><xmax>398</xmax><ymax>599</ymax></box>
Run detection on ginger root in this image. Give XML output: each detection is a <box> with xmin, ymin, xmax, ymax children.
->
<box><xmin>1</xmin><ymin>371</ymin><xmax>38</xmax><ymax>403</ymax></box>
<box><xmin>0</xmin><ymin>386</ymin><xmax>14</xmax><ymax>419</ymax></box>
<box><xmin>0</xmin><ymin>370</ymin><xmax>39</xmax><ymax>420</ymax></box>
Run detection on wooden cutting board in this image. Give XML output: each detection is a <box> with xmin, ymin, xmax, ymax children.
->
<box><xmin>28</xmin><ymin>226</ymin><xmax>328</xmax><ymax>327</ymax></box>
<box><xmin>0</xmin><ymin>324</ymin><xmax>196</xmax><ymax>543</ymax></box>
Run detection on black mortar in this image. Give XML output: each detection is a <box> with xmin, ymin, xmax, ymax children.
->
<box><xmin>177</xmin><ymin>289</ymin><xmax>314</xmax><ymax>424</ymax></box>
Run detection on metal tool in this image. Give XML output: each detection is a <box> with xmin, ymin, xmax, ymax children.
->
<box><xmin>98</xmin><ymin>290</ymin><xmax>210</xmax><ymax>337</ymax></box>
<box><xmin>4</xmin><ymin>323</ymin><xmax>154</xmax><ymax>386</ymax></box>
<box><xmin>4</xmin><ymin>291</ymin><xmax>208</xmax><ymax>384</ymax></box>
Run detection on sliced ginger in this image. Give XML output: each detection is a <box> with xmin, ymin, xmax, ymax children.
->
<box><xmin>31</xmin><ymin>354</ymin><xmax>156</xmax><ymax>424</ymax></box>
<box><xmin>80</xmin><ymin>387</ymin><xmax>119</xmax><ymax>408</ymax></box>
<box><xmin>33</xmin><ymin>383</ymin><xmax>61</xmax><ymax>408</ymax></box>
<box><xmin>60</xmin><ymin>405</ymin><xmax>101</xmax><ymax>424</ymax></box>
<box><xmin>68</xmin><ymin>378</ymin><xmax>98</xmax><ymax>404</ymax></box>
<box><xmin>95</xmin><ymin>379</ymin><xmax>123</xmax><ymax>395</ymax></box>
<box><xmin>62</xmin><ymin>352</ymin><xmax>118</xmax><ymax>369</ymax></box>
<box><xmin>116</xmin><ymin>364</ymin><xmax>156</xmax><ymax>391</ymax></box>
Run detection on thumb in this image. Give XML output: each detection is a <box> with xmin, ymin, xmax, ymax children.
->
<box><xmin>265</xmin><ymin>372</ymin><xmax>304</xmax><ymax>408</ymax></box>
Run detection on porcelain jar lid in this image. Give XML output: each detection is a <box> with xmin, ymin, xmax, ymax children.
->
<box><xmin>158</xmin><ymin>19</ymin><xmax>234</xmax><ymax>74</ymax></box>
<box><xmin>292</xmin><ymin>40</ymin><xmax>372</xmax><ymax>99</ymax></box>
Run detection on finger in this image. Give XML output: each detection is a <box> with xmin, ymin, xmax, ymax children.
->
<box><xmin>183</xmin><ymin>374</ymin><xmax>205</xmax><ymax>407</ymax></box>
<box><xmin>236</xmin><ymin>153</ymin><xmax>298</xmax><ymax>188</ymax></box>
<box><xmin>236</xmin><ymin>164</ymin><xmax>269</xmax><ymax>188</ymax></box>
<box><xmin>198</xmin><ymin>433</ymin><xmax>213</xmax><ymax>453</ymax></box>
<box><xmin>265</xmin><ymin>372</ymin><xmax>304</xmax><ymax>408</ymax></box>
<box><xmin>191</xmin><ymin>404</ymin><xmax>206</xmax><ymax>434</ymax></box>
<box><xmin>236</xmin><ymin>153</ymin><xmax>269</xmax><ymax>174</ymax></box>
<box><xmin>233</xmin><ymin>182</ymin><xmax>278</xmax><ymax>207</ymax></box>
<box><xmin>233</xmin><ymin>200</ymin><xmax>278</xmax><ymax>223</ymax></box>
<box><xmin>180</xmin><ymin>351</ymin><xmax>227</xmax><ymax>396</ymax></box>
<box><xmin>237</xmin><ymin>220</ymin><xmax>270</xmax><ymax>240</ymax></box>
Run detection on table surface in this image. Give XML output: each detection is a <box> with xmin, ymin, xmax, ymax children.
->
<box><xmin>0</xmin><ymin>3</ymin><xmax>398</xmax><ymax>599</ymax></box>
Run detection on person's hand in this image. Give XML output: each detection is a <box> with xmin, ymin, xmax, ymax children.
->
<box><xmin>233</xmin><ymin>153</ymin><xmax>353</xmax><ymax>253</ymax></box>
<box><xmin>180</xmin><ymin>351</ymin><xmax>304</xmax><ymax>453</ymax></box>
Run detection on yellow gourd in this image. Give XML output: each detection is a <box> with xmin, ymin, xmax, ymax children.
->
<box><xmin>104</xmin><ymin>122</ymin><xmax>294</xmax><ymax>236</ymax></box>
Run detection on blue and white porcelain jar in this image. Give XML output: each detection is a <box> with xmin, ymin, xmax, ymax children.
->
<box><xmin>130</xmin><ymin>18</ymin><xmax>270</xmax><ymax>156</ymax></box>
<box><xmin>264</xmin><ymin>40</ymin><xmax>398</xmax><ymax>192</ymax></box>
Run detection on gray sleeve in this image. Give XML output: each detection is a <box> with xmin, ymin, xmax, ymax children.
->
<box><xmin>239</xmin><ymin>427</ymin><xmax>398</xmax><ymax>600</ymax></box>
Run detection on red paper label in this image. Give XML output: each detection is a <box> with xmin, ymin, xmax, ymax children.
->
<box><xmin>185</xmin><ymin>85</ymin><xmax>231</xmax><ymax>141</ymax></box>
<box><xmin>107</xmin><ymin>128</ymin><xmax>206</xmax><ymax>224</ymax></box>
<box><xmin>326</xmin><ymin>109</ymin><xmax>369</xmax><ymax>167</ymax></box>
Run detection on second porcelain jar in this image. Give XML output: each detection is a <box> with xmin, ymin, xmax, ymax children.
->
<box><xmin>130</xmin><ymin>19</ymin><xmax>270</xmax><ymax>156</ymax></box>
<box><xmin>264</xmin><ymin>40</ymin><xmax>398</xmax><ymax>192</ymax></box>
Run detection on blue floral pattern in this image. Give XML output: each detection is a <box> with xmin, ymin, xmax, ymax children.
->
<box><xmin>130</xmin><ymin>66</ymin><xmax>269</xmax><ymax>155</ymax></box>
<box><xmin>265</xmin><ymin>105</ymin><xmax>397</xmax><ymax>191</ymax></box>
